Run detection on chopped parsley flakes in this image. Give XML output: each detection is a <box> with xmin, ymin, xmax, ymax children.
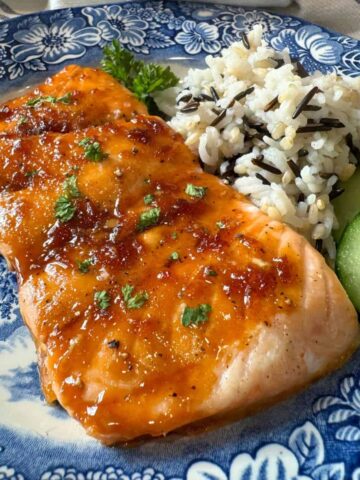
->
<box><xmin>216</xmin><ymin>221</ymin><xmax>226</xmax><ymax>229</ymax></box>
<box><xmin>171</xmin><ymin>232</ymin><xmax>178</xmax><ymax>239</ymax></box>
<box><xmin>181</xmin><ymin>304</ymin><xmax>212</xmax><ymax>327</ymax></box>
<box><xmin>95</xmin><ymin>290</ymin><xmax>111</xmax><ymax>310</ymax></box>
<box><xmin>76</xmin><ymin>258</ymin><xmax>94</xmax><ymax>274</ymax></box>
<box><xmin>18</xmin><ymin>115</ymin><xmax>28</xmax><ymax>125</ymax></box>
<box><xmin>205</xmin><ymin>268</ymin><xmax>217</xmax><ymax>277</ymax></box>
<box><xmin>169</xmin><ymin>251</ymin><xmax>180</xmax><ymax>261</ymax></box>
<box><xmin>25</xmin><ymin>169</ymin><xmax>39</xmax><ymax>177</ymax></box>
<box><xmin>63</xmin><ymin>175</ymin><xmax>80</xmax><ymax>198</ymax></box>
<box><xmin>185</xmin><ymin>183</ymin><xmax>207</xmax><ymax>199</ymax></box>
<box><xmin>54</xmin><ymin>174</ymin><xmax>80</xmax><ymax>223</ymax></box>
<box><xmin>55</xmin><ymin>196</ymin><xmax>76</xmax><ymax>223</ymax></box>
<box><xmin>26</xmin><ymin>93</ymin><xmax>72</xmax><ymax>108</ymax></box>
<box><xmin>79</xmin><ymin>137</ymin><xmax>108</xmax><ymax>162</ymax></box>
<box><xmin>121</xmin><ymin>284</ymin><xmax>148</xmax><ymax>309</ymax></box>
<box><xmin>137</xmin><ymin>207</ymin><xmax>161</xmax><ymax>231</ymax></box>
<box><xmin>143</xmin><ymin>193</ymin><xmax>154</xmax><ymax>205</ymax></box>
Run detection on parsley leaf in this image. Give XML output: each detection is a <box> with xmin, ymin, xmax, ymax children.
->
<box><xmin>171</xmin><ymin>232</ymin><xmax>178</xmax><ymax>239</ymax></box>
<box><xmin>132</xmin><ymin>64</ymin><xmax>179</xmax><ymax>105</ymax></box>
<box><xmin>121</xmin><ymin>284</ymin><xmax>148</xmax><ymax>309</ymax></box>
<box><xmin>216</xmin><ymin>221</ymin><xmax>225</xmax><ymax>229</ymax></box>
<box><xmin>26</xmin><ymin>93</ymin><xmax>72</xmax><ymax>107</ymax></box>
<box><xmin>101</xmin><ymin>41</ymin><xmax>142</xmax><ymax>88</ymax></box>
<box><xmin>25</xmin><ymin>169</ymin><xmax>39</xmax><ymax>177</ymax></box>
<box><xmin>185</xmin><ymin>183</ymin><xmax>208</xmax><ymax>199</ymax></box>
<box><xmin>144</xmin><ymin>193</ymin><xmax>154</xmax><ymax>205</ymax></box>
<box><xmin>63</xmin><ymin>175</ymin><xmax>80</xmax><ymax>198</ymax></box>
<box><xmin>76</xmin><ymin>258</ymin><xmax>93</xmax><ymax>274</ymax></box>
<box><xmin>127</xmin><ymin>292</ymin><xmax>149</xmax><ymax>309</ymax></box>
<box><xmin>101</xmin><ymin>41</ymin><xmax>178</xmax><ymax>109</ymax></box>
<box><xmin>54</xmin><ymin>174</ymin><xmax>81</xmax><ymax>223</ymax></box>
<box><xmin>55</xmin><ymin>196</ymin><xmax>76</xmax><ymax>223</ymax></box>
<box><xmin>205</xmin><ymin>267</ymin><xmax>217</xmax><ymax>277</ymax></box>
<box><xmin>57</xmin><ymin>92</ymin><xmax>72</xmax><ymax>104</ymax></box>
<box><xmin>79</xmin><ymin>137</ymin><xmax>108</xmax><ymax>162</ymax></box>
<box><xmin>95</xmin><ymin>290</ymin><xmax>111</xmax><ymax>310</ymax></box>
<box><xmin>18</xmin><ymin>115</ymin><xmax>28</xmax><ymax>125</ymax></box>
<box><xmin>169</xmin><ymin>251</ymin><xmax>180</xmax><ymax>261</ymax></box>
<box><xmin>137</xmin><ymin>207</ymin><xmax>161</xmax><ymax>231</ymax></box>
<box><xmin>181</xmin><ymin>304</ymin><xmax>212</xmax><ymax>327</ymax></box>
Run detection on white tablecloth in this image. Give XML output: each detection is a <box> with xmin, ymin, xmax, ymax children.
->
<box><xmin>1</xmin><ymin>0</ymin><xmax>360</xmax><ymax>39</ymax></box>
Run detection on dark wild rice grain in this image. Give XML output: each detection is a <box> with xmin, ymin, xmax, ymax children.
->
<box><xmin>241</xmin><ymin>31</ymin><xmax>250</xmax><ymax>49</ymax></box>
<box><xmin>287</xmin><ymin>159</ymin><xmax>301</xmax><ymax>177</ymax></box>
<box><xmin>292</xmin><ymin>86</ymin><xmax>321</xmax><ymax>119</ymax></box>
<box><xmin>177</xmin><ymin>93</ymin><xmax>192</xmax><ymax>105</ymax></box>
<box><xmin>302</xmin><ymin>105</ymin><xmax>322</xmax><ymax>112</ymax></box>
<box><xmin>255</xmin><ymin>173</ymin><xmax>271</xmax><ymax>185</ymax></box>
<box><xmin>252</xmin><ymin>156</ymin><xmax>281</xmax><ymax>174</ymax></box>
<box><xmin>264</xmin><ymin>96</ymin><xmax>279</xmax><ymax>112</ymax></box>
<box><xmin>210</xmin><ymin>86</ymin><xmax>219</xmax><ymax>101</ymax></box>
<box><xmin>298</xmin><ymin>149</ymin><xmax>308</xmax><ymax>157</ymax></box>
<box><xmin>297</xmin><ymin>125</ymin><xmax>332</xmax><ymax>133</ymax></box>
<box><xmin>315</xmin><ymin>239</ymin><xmax>323</xmax><ymax>252</ymax></box>
<box><xmin>210</xmin><ymin>109</ymin><xmax>226</xmax><ymax>127</ymax></box>
<box><xmin>346</xmin><ymin>133</ymin><xmax>360</xmax><ymax>163</ymax></box>
<box><xmin>329</xmin><ymin>187</ymin><xmax>345</xmax><ymax>201</ymax></box>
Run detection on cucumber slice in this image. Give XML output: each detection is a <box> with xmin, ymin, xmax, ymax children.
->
<box><xmin>333</xmin><ymin>167</ymin><xmax>360</xmax><ymax>243</ymax></box>
<box><xmin>336</xmin><ymin>212</ymin><xmax>360</xmax><ymax>311</ymax></box>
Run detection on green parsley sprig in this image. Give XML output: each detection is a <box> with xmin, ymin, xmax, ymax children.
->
<box><xmin>76</xmin><ymin>257</ymin><xmax>94</xmax><ymax>274</ymax></box>
<box><xmin>185</xmin><ymin>183</ymin><xmax>208</xmax><ymax>199</ymax></box>
<box><xmin>121</xmin><ymin>284</ymin><xmax>148</xmax><ymax>309</ymax></box>
<box><xmin>54</xmin><ymin>174</ymin><xmax>81</xmax><ymax>223</ymax></box>
<box><xmin>95</xmin><ymin>290</ymin><xmax>111</xmax><ymax>310</ymax></box>
<box><xmin>137</xmin><ymin>207</ymin><xmax>161</xmax><ymax>232</ymax></box>
<box><xmin>101</xmin><ymin>40</ymin><xmax>179</xmax><ymax>109</ymax></box>
<box><xmin>79</xmin><ymin>137</ymin><xmax>108</xmax><ymax>162</ymax></box>
<box><xmin>182</xmin><ymin>304</ymin><xmax>212</xmax><ymax>327</ymax></box>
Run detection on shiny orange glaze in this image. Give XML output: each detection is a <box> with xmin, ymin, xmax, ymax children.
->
<box><xmin>0</xmin><ymin>114</ymin><xmax>303</xmax><ymax>442</ymax></box>
<box><xmin>0</xmin><ymin>65</ymin><xmax>146</xmax><ymax>136</ymax></box>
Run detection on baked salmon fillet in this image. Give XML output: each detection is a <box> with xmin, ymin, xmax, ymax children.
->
<box><xmin>0</xmin><ymin>65</ymin><xmax>146</xmax><ymax>137</ymax></box>
<box><xmin>0</xmin><ymin>114</ymin><xmax>358</xmax><ymax>444</ymax></box>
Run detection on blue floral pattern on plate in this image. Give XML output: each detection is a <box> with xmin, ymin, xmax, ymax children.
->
<box><xmin>0</xmin><ymin>1</ymin><xmax>360</xmax><ymax>478</ymax></box>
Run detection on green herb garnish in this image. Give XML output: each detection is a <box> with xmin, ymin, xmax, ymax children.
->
<box><xmin>101</xmin><ymin>40</ymin><xmax>179</xmax><ymax>109</ymax></box>
<box><xmin>95</xmin><ymin>290</ymin><xmax>111</xmax><ymax>310</ymax></box>
<box><xmin>26</xmin><ymin>93</ymin><xmax>72</xmax><ymax>107</ymax></box>
<box><xmin>171</xmin><ymin>232</ymin><xmax>178</xmax><ymax>240</ymax></box>
<box><xmin>18</xmin><ymin>115</ymin><xmax>28</xmax><ymax>125</ymax></box>
<box><xmin>181</xmin><ymin>304</ymin><xmax>212</xmax><ymax>327</ymax></box>
<box><xmin>185</xmin><ymin>183</ymin><xmax>207</xmax><ymax>199</ymax></box>
<box><xmin>57</xmin><ymin>92</ymin><xmax>72</xmax><ymax>104</ymax></box>
<box><xmin>25</xmin><ymin>169</ymin><xmax>39</xmax><ymax>177</ymax></box>
<box><xmin>137</xmin><ymin>207</ymin><xmax>161</xmax><ymax>231</ymax></box>
<box><xmin>216</xmin><ymin>221</ymin><xmax>225</xmax><ymax>229</ymax></box>
<box><xmin>76</xmin><ymin>258</ymin><xmax>94</xmax><ymax>274</ymax></box>
<box><xmin>121</xmin><ymin>284</ymin><xmax>149</xmax><ymax>309</ymax></box>
<box><xmin>79</xmin><ymin>137</ymin><xmax>108</xmax><ymax>162</ymax></box>
<box><xmin>54</xmin><ymin>174</ymin><xmax>80</xmax><ymax>223</ymax></box>
<box><xmin>169</xmin><ymin>251</ymin><xmax>180</xmax><ymax>261</ymax></box>
<box><xmin>205</xmin><ymin>267</ymin><xmax>217</xmax><ymax>276</ymax></box>
<box><xmin>55</xmin><ymin>196</ymin><xmax>76</xmax><ymax>223</ymax></box>
<box><xmin>63</xmin><ymin>175</ymin><xmax>80</xmax><ymax>198</ymax></box>
<box><xmin>144</xmin><ymin>194</ymin><xmax>154</xmax><ymax>205</ymax></box>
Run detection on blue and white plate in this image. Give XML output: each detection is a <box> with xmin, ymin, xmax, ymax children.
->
<box><xmin>1</xmin><ymin>2</ymin><xmax>360</xmax><ymax>479</ymax></box>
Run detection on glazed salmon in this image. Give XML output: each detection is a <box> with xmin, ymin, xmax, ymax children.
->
<box><xmin>0</xmin><ymin>65</ymin><xmax>146</xmax><ymax>136</ymax></box>
<box><xmin>0</xmin><ymin>114</ymin><xmax>358</xmax><ymax>443</ymax></box>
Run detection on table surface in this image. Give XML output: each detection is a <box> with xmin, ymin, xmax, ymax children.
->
<box><xmin>1</xmin><ymin>0</ymin><xmax>360</xmax><ymax>39</ymax></box>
